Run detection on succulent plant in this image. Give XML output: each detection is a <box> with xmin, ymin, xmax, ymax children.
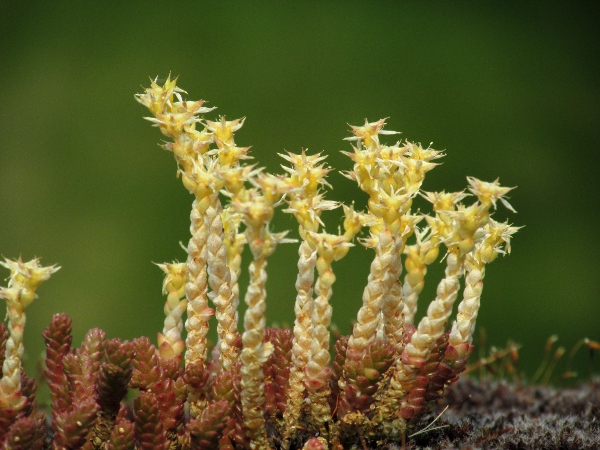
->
<box><xmin>0</xmin><ymin>76</ymin><xmax>520</xmax><ymax>449</ymax></box>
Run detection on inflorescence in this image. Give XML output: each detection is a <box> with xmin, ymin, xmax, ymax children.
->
<box><xmin>0</xmin><ymin>76</ymin><xmax>519</xmax><ymax>449</ymax></box>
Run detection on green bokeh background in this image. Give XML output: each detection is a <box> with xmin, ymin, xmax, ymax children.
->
<box><xmin>1</xmin><ymin>2</ymin><xmax>598</xmax><ymax>381</ymax></box>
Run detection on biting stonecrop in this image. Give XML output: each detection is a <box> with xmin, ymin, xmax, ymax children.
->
<box><xmin>0</xmin><ymin>76</ymin><xmax>519</xmax><ymax>449</ymax></box>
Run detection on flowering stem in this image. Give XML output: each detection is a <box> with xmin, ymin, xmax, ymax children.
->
<box><xmin>0</xmin><ymin>258</ymin><xmax>59</xmax><ymax>410</ymax></box>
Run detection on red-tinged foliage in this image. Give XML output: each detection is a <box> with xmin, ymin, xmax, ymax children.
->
<box><xmin>338</xmin><ymin>338</ymin><xmax>396</xmax><ymax>418</ymax></box>
<box><xmin>264</xmin><ymin>328</ymin><xmax>293</xmax><ymax>419</ymax></box>
<box><xmin>1</xmin><ymin>313</ymin><xmax>502</xmax><ymax>448</ymax></box>
<box><xmin>70</xmin><ymin>328</ymin><xmax>106</xmax><ymax>401</ymax></box>
<box><xmin>2</xmin><ymin>413</ymin><xmax>46</xmax><ymax>450</ymax></box>
<box><xmin>400</xmin><ymin>333</ymin><xmax>449</xmax><ymax>421</ymax></box>
<box><xmin>160</xmin><ymin>354</ymin><xmax>184</xmax><ymax>380</ymax></box>
<box><xmin>211</xmin><ymin>362</ymin><xmax>242</xmax><ymax>411</ymax></box>
<box><xmin>332</xmin><ymin>335</ymin><xmax>349</xmax><ymax>382</ymax></box>
<box><xmin>209</xmin><ymin>361</ymin><xmax>249</xmax><ymax>448</ymax></box>
<box><xmin>97</xmin><ymin>339</ymin><xmax>134</xmax><ymax>415</ymax></box>
<box><xmin>43</xmin><ymin>314</ymin><xmax>73</xmax><ymax>421</ymax></box>
<box><xmin>131</xmin><ymin>337</ymin><xmax>187</xmax><ymax>440</ymax></box>
<box><xmin>131</xmin><ymin>337</ymin><xmax>163</xmax><ymax>389</ymax></box>
<box><xmin>134</xmin><ymin>391</ymin><xmax>168</xmax><ymax>450</ymax></box>
<box><xmin>187</xmin><ymin>399</ymin><xmax>232</xmax><ymax>449</ymax></box>
<box><xmin>0</xmin><ymin>407</ymin><xmax>20</xmax><ymax>443</ymax></box>
<box><xmin>97</xmin><ymin>362</ymin><xmax>133</xmax><ymax>415</ymax></box>
<box><xmin>0</xmin><ymin>322</ymin><xmax>7</xmax><ymax>369</ymax></box>
<box><xmin>219</xmin><ymin>418</ymin><xmax>247</xmax><ymax>450</ymax></box>
<box><xmin>153</xmin><ymin>378</ymin><xmax>186</xmax><ymax>433</ymax></box>
<box><xmin>19</xmin><ymin>371</ymin><xmax>37</xmax><ymax>416</ymax></box>
<box><xmin>184</xmin><ymin>361</ymin><xmax>210</xmax><ymax>392</ymax></box>
<box><xmin>105</xmin><ymin>417</ymin><xmax>135</xmax><ymax>450</ymax></box>
<box><xmin>54</xmin><ymin>397</ymin><xmax>100</xmax><ymax>448</ymax></box>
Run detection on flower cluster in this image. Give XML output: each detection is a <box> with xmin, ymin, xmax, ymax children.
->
<box><xmin>0</xmin><ymin>77</ymin><xmax>519</xmax><ymax>449</ymax></box>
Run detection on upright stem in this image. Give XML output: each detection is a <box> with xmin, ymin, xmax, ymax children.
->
<box><xmin>206</xmin><ymin>195</ymin><xmax>239</xmax><ymax>371</ymax></box>
<box><xmin>305</xmin><ymin>254</ymin><xmax>335</xmax><ymax>435</ymax></box>
<box><xmin>347</xmin><ymin>229</ymin><xmax>395</xmax><ymax>354</ymax></box>
<box><xmin>0</xmin><ymin>258</ymin><xmax>59</xmax><ymax>410</ymax></box>
<box><xmin>184</xmin><ymin>198</ymin><xmax>212</xmax><ymax>367</ymax></box>
<box><xmin>284</xmin><ymin>240</ymin><xmax>317</xmax><ymax>436</ymax></box>
<box><xmin>241</xmin><ymin>237</ymin><xmax>272</xmax><ymax>450</ymax></box>
<box><xmin>380</xmin><ymin>236</ymin><xmax>406</xmax><ymax>349</ymax></box>
<box><xmin>378</xmin><ymin>250</ymin><xmax>463</xmax><ymax>434</ymax></box>
<box><xmin>448</xmin><ymin>261</ymin><xmax>484</xmax><ymax>347</ymax></box>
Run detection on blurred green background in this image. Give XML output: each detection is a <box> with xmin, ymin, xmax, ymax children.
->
<box><xmin>1</xmin><ymin>2</ymin><xmax>598</xmax><ymax>382</ymax></box>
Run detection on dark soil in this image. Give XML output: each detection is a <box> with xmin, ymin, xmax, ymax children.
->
<box><xmin>389</xmin><ymin>377</ymin><xmax>600</xmax><ymax>450</ymax></box>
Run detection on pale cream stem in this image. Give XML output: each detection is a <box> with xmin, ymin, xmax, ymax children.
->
<box><xmin>449</xmin><ymin>220</ymin><xmax>520</xmax><ymax>347</ymax></box>
<box><xmin>184</xmin><ymin>197</ymin><xmax>212</xmax><ymax>368</ymax></box>
<box><xmin>360</xmin><ymin>224</ymin><xmax>404</xmax><ymax>424</ymax></box>
<box><xmin>206</xmin><ymin>194</ymin><xmax>239</xmax><ymax>371</ymax></box>
<box><xmin>403</xmin><ymin>249</ymin><xmax>462</xmax><ymax>377</ymax></box>
<box><xmin>229</xmin><ymin>249</ymin><xmax>243</xmax><ymax>311</ymax></box>
<box><xmin>0</xmin><ymin>300</ymin><xmax>28</xmax><ymax>410</ymax></box>
<box><xmin>305</xmin><ymin>234</ymin><xmax>349</xmax><ymax>438</ymax></box>
<box><xmin>448</xmin><ymin>257</ymin><xmax>484</xmax><ymax>347</ymax></box>
<box><xmin>279</xmin><ymin>150</ymin><xmax>336</xmax><ymax>443</ymax></box>
<box><xmin>241</xmin><ymin>234</ymin><xmax>274</xmax><ymax>450</ymax></box>
<box><xmin>0</xmin><ymin>258</ymin><xmax>59</xmax><ymax>410</ymax></box>
<box><xmin>157</xmin><ymin>262</ymin><xmax>187</xmax><ymax>360</ymax></box>
<box><xmin>283</xmin><ymin>238</ymin><xmax>317</xmax><ymax>435</ymax></box>
<box><xmin>401</xmin><ymin>229</ymin><xmax>440</xmax><ymax>326</ymax></box>
<box><xmin>379</xmin><ymin>236</ymin><xmax>406</xmax><ymax>347</ymax></box>
<box><xmin>378</xmin><ymin>249</ymin><xmax>463</xmax><ymax>434</ymax></box>
<box><xmin>401</xmin><ymin>254</ymin><xmax>426</xmax><ymax>326</ymax></box>
<box><xmin>306</xmin><ymin>260</ymin><xmax>334</xmax><ymax>434</ymax></box>
<box><xmin>223</xmin><ymin>207</ymin><xmax>245</xmax><ymax>319</ymax></box>
<box><xmin>347</xmin><ymin>228</ymin><xmax>395</xmax><ymax>354</ymax></box>
<box><xmin>233</xmin><ymin>180</ymin><xmax>292</xmax><ymax>448</ymax></box>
